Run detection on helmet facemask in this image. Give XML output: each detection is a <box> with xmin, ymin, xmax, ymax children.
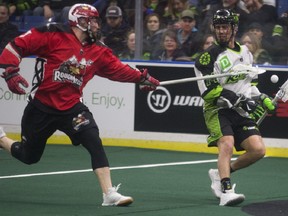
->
<box><xmin>212</xmin><ymin>9</ymin><xmax>239</xmax><ymax>47</ymax></box>
<box><xmin>68</xmin><ymin>4</ymin><xmax>101</xmax><ymax>42</ymax></box>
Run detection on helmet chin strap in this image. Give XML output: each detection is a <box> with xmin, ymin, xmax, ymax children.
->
<box><xmin>87</xmin><ymin>23</ymin><xmax>95</xmax><ymax>42</ymax></box>
<box><xmin>76</xmin><ymin>20</ymin><xmax>99</xmax><ymax>43</ymax></box>
<box><xmin>77</xmin><ymin>24</ymin><xmax>87</xmax><ymax>32</ymax></box>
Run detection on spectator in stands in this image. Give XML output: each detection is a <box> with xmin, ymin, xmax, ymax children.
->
<box><xmin>197</xmin><ymin>0</ymin><xmax>249</xmax><ymax>37</ymax></box>
<box><xmin>240</xmin><ymin>32</ymin><xmax>271</xmax><ymax>65</ymax></box>
<box><xmin>33</xmin><ymin>0</ymin><xmax>95</xmax><ymax>23</ymax></box>
<box><xmin>278</xmin><ymin>10</ymin><xmax>288</xmax><ymax>38</ymax></box>
<box><xmin>144</xmin><ymin>0</ymin><xmax>160</xmax><ymax>15</ymax></box>
<box><xmin>247</xmin><ymin>22</ymin><xmax>288</xmax><ymax>65</ymax></box>
<box><xmin>163</xmin><ymin>0</ymin><xmax>197</xmax><ymax>30</ymax></box>
<box><xmin>8</xmin><ymin>0</ymin><xmax>38</xmax><ymax>16</ymax></box>
<box><xmin>0</xmin><ymin>3</ymin><xmax>19</xmax><ymax>54</ymax></box>
<box><xmin>118</xmin><ymin>29</ymin><xmax>135</xmax><ymax>60</ymax></box>
<box><xmin>94</xmin><ymin>0</ymin><xmax>131</xmax><ymax>28</ymax></box>
<box><xmin>33</xmin><ymin>0</ymin><xmax>66</xmax><ymax>22</ymax></box>
<box><xmin>191</xmin><ymin>33</ymin><xmax>215</xmax><ymax>61</ymax></box>
<box><xmin>242</xmin><ymin>0</ymin><xmax>278</xmax><ymax>36</ymax></box>
<box><xmin>101</xmin><ymin>5</ymin><xmax>131</xmax><ymax>56</ymax></box>
<box><xmin>143</xmin><ymin>13</ymin><xmax>166</xmax><ymax>60</ymax></box>
<box><xmin>176</xmin><ymin>9</ymin><xmax>198</xmax><ymax>57</ymax></box>
<box><xmin>151</xmin><ymin>29</ymin><xmax>191</xmax><ymax>61</ymax></box>
<box><xmin>154</xmin><ymin>0</ymin><xmax>169</xmax><ymax>18</ymax></box>
<box><xmin>246</xmin><ymin>22</ymin><xmax>264</xmax><ymax>39</ymax></box>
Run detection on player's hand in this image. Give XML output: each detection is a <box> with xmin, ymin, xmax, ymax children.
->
<box><xmin>139</xmin><ymin>68</ymin><xmax>159</xmax><ymax>91</ymax></box>
<box><xmin>249</xmin><ymin>104</ymin><xmax>265</xmax><ymax>121</ymax></box>
<box><xmin>259</xmin><ymin>93</ymin><xmax>276</xmax><ymax>113</ymax></box>
<box><xmin>1</xmin><ymin>67</ymin><xmax>29</xmax><ymax>94</ymax></box>
<box><xmin>239</xmin><ymin>97</ymin><xmax>264</xmax><ymax>114</ymax></box>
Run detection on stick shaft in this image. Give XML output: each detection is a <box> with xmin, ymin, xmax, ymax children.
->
<box><xmin>256</xmin><ymin>95</ymin><xmax>279</xmax><ymax>125</ymax></box>
<box><xmin>257</xmin><ymin>79</ymin><xmax>288</xmax><ymax>125</ymax></box>
<box><xmin>160</xmin><ymin>71</ymin><xmax>249</xmax><ymax>86</ymax></box>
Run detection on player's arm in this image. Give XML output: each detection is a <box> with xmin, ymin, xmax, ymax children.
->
<box><xmin>0</xmin><ymin>28</ymin><xmax>49</xmax><ymax>94</ymax></box>
<box><xmin>95</xmin><ymin>49</ymin><xmax>159</xmax><ymax>91</ymax></box>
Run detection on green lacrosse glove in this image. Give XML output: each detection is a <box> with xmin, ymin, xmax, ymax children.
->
<box><xmin>249</xmin><ymin>104</ymin><xmax>265</xmax><ymax>121</ymax></box>
<box><xmin>259</xmin><ymin>94</ymin><xmax>276</xmax><ymax>113</ymax></box>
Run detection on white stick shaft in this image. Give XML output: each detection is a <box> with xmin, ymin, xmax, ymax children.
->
<box><xmin>257</xmin><ymin>79</ymin><xmax>288</xmax><ymax>125</ymax></box>
<box><xmin>160</xmin><ymin>71</ymin><xmax>249</xmax><ymax>86</ymax></box>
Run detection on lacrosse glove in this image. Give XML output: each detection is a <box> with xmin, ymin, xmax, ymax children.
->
<box><xmin>139</xmin><ymin>68</ymin><xmax>159</xmax><ymax>91</ymax></box>
<box><xmin>238</xmin><ymin>96</ymin><xmax>265</xmax><ymax>121</ymax></box>
<box><xmin>258</xmin><ymin>93</ymin><xmax>276</xmax><ymax>113</ymax></box>
<box><xmin>1</xmin><ymin>67</ymin><xmax>29</xmax><ymax>94</ymax></box>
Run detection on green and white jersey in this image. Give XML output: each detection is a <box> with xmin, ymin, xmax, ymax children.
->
<box><xmin>195</xmin><ymin>42</ymin><xmax>260</xmax><ymax>110</ymax></box>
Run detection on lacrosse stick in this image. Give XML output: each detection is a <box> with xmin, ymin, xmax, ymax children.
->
<box><xmin>257</xmin><ymin>79</ymin><xmax>288</xmax><ymax>125</ymax></box>
<box><xmin>160</xmin><ymin>64</ymin><xmax>266</xmax><ymax>86</ymax></box>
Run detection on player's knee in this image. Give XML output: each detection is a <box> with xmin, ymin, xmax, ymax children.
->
<box><xmin>249</xmin><ymin>145</ymin><xmax>266</xmax><ymax>160</ymax></box>
<box><xmin>11</xmin><ymin>142</ymin><xmax>41</xmax><ymax>165</ymax></box>
<box><xmin>255</xmin><ymin>147</ymin><xmax>266</xmax><ymax>159</ymax></box>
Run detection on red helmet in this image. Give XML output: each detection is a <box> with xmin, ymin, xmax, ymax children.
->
<box><xmin>68</xmin><ymin>4</ymin><xmax>99</xmax><ymax>31</ymax></box>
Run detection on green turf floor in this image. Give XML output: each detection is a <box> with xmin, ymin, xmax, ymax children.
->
<box><xmin>1</xmin><ymin>145</ymin><xmax>288</xmax><ymax>216</ymax></box>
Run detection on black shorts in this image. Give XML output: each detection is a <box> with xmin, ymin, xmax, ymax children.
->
<box><xmin>21</xmin><ymin>101</ymin><xmax>99</xmax><ymax>151</ymax></box>
<box><xmin>206</xmin><ymin>109</ymin><xmax>261</xmax><ymax>151</ymax></box>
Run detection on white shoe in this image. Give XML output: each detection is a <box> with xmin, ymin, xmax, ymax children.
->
<box><xmin>208</xmin><ymin>169</ymin><xmax>222</xmax><ymax>198</ymax></box>
<box><xmin>219</xmin><ymin>184</ymin><xmax>245</xmax><ymax>206</ymax></box>
<box><xmin>0</xmin><ymin>126</ymin><xmax>6</xmax><ymax>139</ymax></box>
<box><xmin>102</xmin><ymin>184</ymin><xmax>133</xmax><ymax>206</ymax></box>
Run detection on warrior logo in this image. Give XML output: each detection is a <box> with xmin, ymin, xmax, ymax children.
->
<box><xmin>147</xmin><ymin>86</ymin><xmax>203</xmax><ymax>114</ymax></box>
<box><xmin>147</xmin><ymin>86</ymin><xmax>171</xmax><ymax>113</ymax></box>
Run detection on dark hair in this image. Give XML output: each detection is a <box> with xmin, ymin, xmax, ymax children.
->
<box><xmin>161</xmin><ymin>29</ymin><xmax>178</xmax><ymax>48</ymax></box>
<box><xmin>144</xmin><ymin>13</ymin><xmax>165</xmax><ymax>30</ymax></box>
<box><xmin>0</xmin><ymin>3</ymin><xmax>10</xmax><ymax>16</ymax></box>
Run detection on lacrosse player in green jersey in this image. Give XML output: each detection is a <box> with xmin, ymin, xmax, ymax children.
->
<box><xmin>194</xmin><ymin>9</ymin><xmax>276</xmax><ymax>206</ymax></box>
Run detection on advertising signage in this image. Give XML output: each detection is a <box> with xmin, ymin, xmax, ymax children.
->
<box><xmin>134</xmin><ymin>64</ymin><xmax>288</xmax><ymax>138</ymax></box>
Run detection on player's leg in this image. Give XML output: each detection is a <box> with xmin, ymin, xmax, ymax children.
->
<box><xmin>231</xmin><ymin>135</ymin><xmax>265</xmax><ymax>171</ymax></box>
<box><xmin>64</xmin><ymin>110</ymin><xmax>133</xmax><ymax>206</ymax></box>
<box><xmin>78</xmin><ymin>128</ymin><xmax>133</xmax><ymax>206</ymax></box>
<box><xmin>231</xmin><ymin>118</ymin><xmax>265</xmax><ymax>171</ymax></box>
<box><xmin>205</xmin><ymin>110</ymin><xmax>245</xmax><ymax>205</ymax></box>
<box><xmin>217</xmin><ymin>135</ymin><xmax>234</xmax><ymax>183</ymax></box>
<box><xmin>0</xmin><ymin>128</ymin><xmax>15</xmax><ymax>152</ymax></box>
<box><xmin>1</xmin><ymin>103</ymin><xmax>56</xmax><ymax>164</ymax></box>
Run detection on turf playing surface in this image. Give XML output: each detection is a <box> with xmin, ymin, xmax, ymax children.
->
<box><xmin>1</xmin><ymin>145</ymin><xmax>288</xmax><ymax>216</ymax></box>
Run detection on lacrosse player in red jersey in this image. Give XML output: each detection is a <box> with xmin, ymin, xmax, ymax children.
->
<box><xmin>0</xmin><ymin>3</ymin><xmax>159</xmax><ymax>206</ymax></box>
<box><xmin>194</xmin><ymin>9</ymin><xmax>276</xmax><ymax>206</ymax></box>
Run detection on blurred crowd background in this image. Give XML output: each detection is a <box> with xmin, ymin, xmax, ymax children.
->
<box><xmin>1</xmin><ymin>0</ymin><xmax>288</xmax><ymax>65</ymax></box>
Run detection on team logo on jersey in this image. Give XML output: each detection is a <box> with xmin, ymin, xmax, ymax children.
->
<box><xmin>219</xmin><ymin>56</ymin><xmax>232</xmax><ymax>70</ymax></box>
<box><xmin>199</xmin><ymin>52</ymin><xmax>211</xmax><ymax>65</ymax></box>
<box><xmin>53</xmin><ymin>55</ymin><xmax>93</xmax><ymax>87</ymax></box>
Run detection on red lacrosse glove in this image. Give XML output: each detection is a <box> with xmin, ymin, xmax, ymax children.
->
<box><xmin>139</xmin><ymin>69</ymin><xmax>159</xmax><ymax>91</ymax></box>
<box><xmin>1</xmin><ymin>67</ymin><xmax>29</xmax><ymax>94</ymax></box>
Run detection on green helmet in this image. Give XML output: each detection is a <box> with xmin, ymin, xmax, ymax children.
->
<box><xmin>213</xmin><ymin>9</ymin><xmax>239</xmax><ymax>27</ymax></box>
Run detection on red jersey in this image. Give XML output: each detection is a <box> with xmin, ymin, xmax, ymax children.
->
<box><xmin>0</xmin><ymin>24</ymin><xmax>142</xmax><ymax>111</ymax></box>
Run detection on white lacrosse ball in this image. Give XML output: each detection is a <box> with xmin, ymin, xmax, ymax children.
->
<box><xmin>270</xmin><ymin>74</ymin><xmax>279</xmax><ymax>83</ymax></box>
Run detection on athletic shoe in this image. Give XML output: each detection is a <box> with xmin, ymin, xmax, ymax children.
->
<box><xmin>219</xmin><ymin>184</ymin><xmax>245</xmax><ymax>206</ymax></box>
<box><xmin>208</xmin><ymin>169</ymin><xmax>222</xmax><ymax>198</ymax></box>
<box><xmin>0</xmin><ymin>126</ymin><xmax>6</xmax><ymax>139</ymax></box>
<box><xmin>102</xmin><ymin>184</ymin><xmax>133</xmax><ymax>206</ymax></box>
